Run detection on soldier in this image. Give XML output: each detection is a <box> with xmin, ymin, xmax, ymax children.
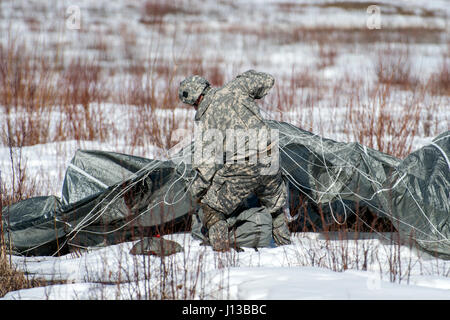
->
<box><xmin>179</xmin><ymin>70</ymin><xmax>291</xmax><ymax>251</ymax></box>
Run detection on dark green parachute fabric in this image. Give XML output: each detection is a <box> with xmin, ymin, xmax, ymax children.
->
<box><xmin>271</xmin><ymin>121</ymin><xmax>449</xmax><ymax>259</ymax></box>
<box><xmin>2</xmin><ymin>122</ymin><xmax>449</xmax><ymax>258</ymax></box>
<box><xmin>191</xmin><ymin>206</ymin><xmax>274</xmax><ymax>249</ymax></box>
<box><xmin>381</xmin><ymin>131</ymin><xmax>449</xmax><ymax>258</ymax></box>
<box><xmin>2</xmin><ymin>150</ymin><xmax>197</xmax><ymax>255</ymax></box>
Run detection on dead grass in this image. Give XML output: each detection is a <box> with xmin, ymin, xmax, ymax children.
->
<box><xmin>139</xmin><ymin>0</ymin><xmax>197</xmax><ymax>25</ymax></box>
<box><xmin>0</xmin><ymin>35</ymin><xmax>111</xmax><ymax>146</ymax></box>
<box><xmin>186</xmin><ymin>22</ymin><xmax>445</xmax><ymax>45</ymax></box>
<box><xmin>0</xmin><ymin>37</ymin><xmax>56</xmax><ymax>147</ymax></box>
<box><xmin>58</xmin><ymin>58</ymin><xmax>109</xmax><ymax>142</ymax></box>
<box><xmin>0</xmin><ymin>256</ymin><xmax>47</xmax><ymax>298</ymax></box>
<box><xmin>1</xmin><ymin>148</ymin><xmax>37</xmax><ymax>209</ymax></box>
<box><xmin>429</xmin><ymin>54</ymin><xmax>450</xmax><ymax>96</ymax></box>
<box><xmin>0</xmin><ymin>164</ymin><xmax>44</xmax><ymax>298</ymax></box>
<box><xmin>374</xmin><ymin>46</ymin><xmax>420</xmax><ymax>89</ymax></box>
<box><xmin>0</xmin><ymin>0</ymin><xmax>448</xmax><ymax>298</ymax></box>
<box><xmin>316</xmin><ymin>42</ymin><xmax>339</xmax><ymax>70</ymax></box>
<box><xmin>0</xmin><ymin>26</ymin><xmax>441</xmax><ymax>201</ymax></box>
<box><xmin>117</xmin><ymin>53</ymin><xmax>226</xmax><ymax>151</ymax></box>
<box><xmin>344</xmin><ymin>81</ymin><xmax>422</xmax><ymax>158</ymax></box>
<box><xmin>276</xmin><ymin>1</ymin><xmax>440</xmax><ymax>18</ymax></box>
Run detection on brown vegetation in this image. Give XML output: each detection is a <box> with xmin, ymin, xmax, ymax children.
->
<box><xmin>0</xmin><ymin>0</ymin><xmax>448</xmax><ymax>298</ymax></box>
<box><xmin>0</xmin><ymin>257</ymin><xmax>46</xmax><ymax>298</ymax></box>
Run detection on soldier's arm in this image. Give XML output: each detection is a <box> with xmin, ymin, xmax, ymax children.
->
<box><xmin>190</xmin><ymin>165</ymin><xmax>216</xmax><ymax>198</ymax></box>
<box><xmin>235</xmin><ymin>69</ymin><xmax>275</xmax><ymax>99</ymax></box>
<box><xmin>190</xmin><ymin>136</ymin><xmax>217</xmax><ymax>198</ymax></box>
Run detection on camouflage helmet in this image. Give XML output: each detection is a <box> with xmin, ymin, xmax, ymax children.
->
<box><xmin>178</xmin><ymin>75</ymin><xmax>210</xmax><ymax>105</ymax></box>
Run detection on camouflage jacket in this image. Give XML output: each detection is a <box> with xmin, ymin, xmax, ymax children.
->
<box><xmin>191</xmin><ymin>69</ymin><xmax>275</xmax><ymax>197</ymax></box>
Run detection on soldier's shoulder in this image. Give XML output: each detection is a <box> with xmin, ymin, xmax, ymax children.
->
<box><xmin>211</xmin><ymin>83</ymin><xmax>237</xmax><ymax>97</ymax></box>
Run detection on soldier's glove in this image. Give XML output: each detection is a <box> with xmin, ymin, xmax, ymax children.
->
<box><xmin>272</xmin><ymin>211</ymin><xmax>292</xmax><ymax>246</ymax></box>
<box><xmin>201</xmin><ymin>204</ymin><xmax>230</xmax><ymax>252</ymax></box>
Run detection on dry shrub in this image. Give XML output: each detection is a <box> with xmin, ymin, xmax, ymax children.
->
<box><xmin>429</xmin><ymin>55</ymin><xmax>450</xmax><ymax>96</ymax></box>
<box><xmin>316</xmin><ymin>42</ymin><xmax>338</xmax><ymax>70</ymax></box>
<box><xmin>192</xmin><ymin>23</ymin><xmax>445</xmax><ymax>46</ymax></box>
<box><xmin>344</xmin><ymin>82</ymin><xmax>422</xmax><ymax>158</ymax></box>
<box><xmin>0</xmin><ymin>33</ymin><xmax>111</xmax><ymax>146</ymax></box>
<box><xmin>1</xmin><ymin>144</ymin><xmax>39</xmax><ymax>212</ymax></box>
<box><xmin>180</xmin><ymin>56</ymin><xmax>226</xmax><ymax>87</ymax></box>
<box><xmin>0</xmin><ymin>38</ymin><xmax>56</xmax><ymax>147</ymax></box>
<box><xmin>140</xmin><ymin>0</ymin><xmax>194</xmax><ymax>25</ymax></box>
<box><xmin>291</xmin><ymin>67</ymin><xmax>319</xmax><ymax>89</ymax></box>
<box><xmin>144</xmin><ymin>0</ymin><xmax>182</xmax><ymax>16</ymax></box>
<box><xmin>0</xmin><ymin>256</ymin><xmax>46</xmax><ymax>298</ymax></box>
<box><xmin>0</xmin><ymin>159</ymin><xmax>43</xmax><ymax>298</ymax></box>
<box><xmin>57</xmin><ymin>58</ymin><xmax>109</xmax><ymax>142</ymax></box>
<box><xmin>58</xmin><ymin>58</ymin><xmax>108</xmax><ymax>107</ymax></box>
<box><xmin>88</xmin><ymin>34</ymin><xmax>111</xmax><ymax>62</ymax></box>
<box><xmin>374</xmin><ymin>46</ymin><xmax>419</xmax><ymax>89</ymax></box>
<box><xmin>262</xmin><ymin>66</ymin><xmax>323</xmax><ymax>131</ymax></box>
<box><xmin>119</xmin><ymin>23</ymin><xmax>138</xmax><ymax>61</ymax></box>
<box><xmin>119</xmin><ymin>60</ymin><xmax>182</xmax><ymax>152</ymax></box>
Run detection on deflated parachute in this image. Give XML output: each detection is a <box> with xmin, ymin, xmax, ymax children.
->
<box><xmin>272</xmin><ymin>121</ymin><xmax>449</xmax><ymax>259</ymax></box>
<box><xmin>1</xmin><ymin>121</ymin><xmax>449</xmax><ymax>258</ymax></box>
<box><xmin>2</xmin><ymin>151</ymin><xmax>197</xmax><ymax>255</ymax></box>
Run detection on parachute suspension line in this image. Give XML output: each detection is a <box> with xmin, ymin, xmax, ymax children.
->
<box><xmin>318</xmin><ymin>134</ymin><xmax>348</xmax><ymax>225</ymax></box>
<box><xmin>282</xmin><ymin>165</ymin><xmax>443</xmax><ymax>241</ymax></box>
<box><xmin>52</xmin><ymin>159</ymin><xmax>168</xmax><ymax>255</ymax></box>
<box><xmin>405</xmin><ymin>182</ymin><xmax>448</xmax><ymax>241</ymax></box>
<box><xmin>67</xmin><ymin>161</ymin><xmax>160</xmax><ymax>232</ymax></box>
<box><xmin>328</xmin><ymin>202</ymin><xmax>346</xmax><ymax>226</ymax></box>
<box><xmin>430</xmin><ymin>142</ymin><xmax>450</xmax><ymax>172</ymax></box>
<box><xmin>71</xmin><ymin>152</ymin><xmax>191</xmax><ymax>232</ymax></box>
<box><xmin>163</xmin><ymin>159</ymin><xmax>191</xmax><ymax>206</ymax></box>
<box><xmin>68</xmin><ymin>167</ymin><xmax>196</xmax><ymax>237</ymax></box>
<box><xmin>268</xmin><ymin>119</ymin><xmax>449</xmax><ymax>242</ymax></box>
<box><xmin>271</xmin><ymin>123</ymin><xmax>386</xmax><ymax>190</ymax></box>
<box><xmin>71</xmin><ymin>165</ymin><xmax>162</xmax><ymax>233</ymax></box>
<box><xmin>52</xmin><ymin>107</ymin><xmax>449</xmax><ymax>255</ymax></box>
<box><xmin>53</xmin><ymin>174</ymin><xmax>154</xmax><ymax>255</ymax></box>
<box><xmin>279</xmin><ymin>140</ymin><xmax>447</xmax><ymax>241</ymax></box>
<box><xmin>62</xmin><ymin>159</ymin><xmax>196</xmax><ymax>242</ymax></box>
<box><xmin>431</xmin><ymin>134</ymin><xmax>450</xmax><ymax>144</ymax></box>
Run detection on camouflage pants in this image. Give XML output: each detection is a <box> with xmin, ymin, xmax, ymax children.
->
<box><xmin>201</xmin><ymin>163</ymin><xmax>287</xmax><ymax>217</ymax></box>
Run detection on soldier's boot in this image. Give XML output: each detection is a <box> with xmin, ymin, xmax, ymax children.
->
<box><xmin>202</xmin><ymin>204</ymin><xmax>230</xmax><ymax>252</ymax></box>
<box><xmin>272</xmin><ymin>210</ymin><xmax>292</xmax><ymax>246</ymax></box>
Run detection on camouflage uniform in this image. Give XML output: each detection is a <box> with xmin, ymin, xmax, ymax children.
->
<box><xmin>179</xmin><ymin>70</ymin><xmax>291</xmax><ymax>250</ymax></box>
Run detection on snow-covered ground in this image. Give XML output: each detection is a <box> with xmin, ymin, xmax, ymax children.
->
<box><xmin>2</xmin><ymin>233</ymin><xmax>449</xmax><ymax>300</ymax></box>
<box><xmin>1</xmin><ymin>0</ymin><xmax>449</xmax><ymax>300</ymax></box>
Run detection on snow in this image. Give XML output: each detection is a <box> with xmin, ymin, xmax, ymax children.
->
<box><xmin>1</xmin><ymin>0</ymin><xmax>449</xmax><ymax>300</ymax></box>
<box><xmin>4</xmin><ymin>267</ymin><xmax>449</xmax><ymax>300</ymax></box>
<box><xmin>2</xmin><ymin>233</ymin><xmax>449</xmax><ymax>300</ymax></box>
<box><xmin>226</xmin><ymin>268</ymin><xmax>449</xmax><ymax>300</ymax></box>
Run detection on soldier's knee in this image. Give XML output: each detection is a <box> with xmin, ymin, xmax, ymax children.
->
<box><xmin>201</xmin><ymin>203</ymin><xmax>226</xmax><ymax>229</ymax></box>
<box><xmin>271</xmin><ymin>208</ymin><xmax>286</xmax><ymax>227</ymax></box>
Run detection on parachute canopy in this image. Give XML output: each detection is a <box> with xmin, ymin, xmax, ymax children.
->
<box><xmin>2</xmin><ymin>121</ymin><xmax>449</xmax><ymax>258</ymax></box>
